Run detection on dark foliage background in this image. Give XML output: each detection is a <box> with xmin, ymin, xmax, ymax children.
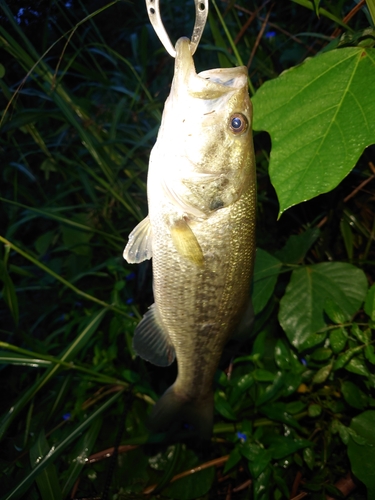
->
<box><xmin>1</xmin><ymin>1</ymin><xmax>375</xmax><ymax>499</ymax></box>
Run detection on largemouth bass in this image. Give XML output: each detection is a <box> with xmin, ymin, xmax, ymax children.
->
<box><xmin>124</xmin><ymin>37</ymin><xmax>256</xmax><ymax>439</ymax></box>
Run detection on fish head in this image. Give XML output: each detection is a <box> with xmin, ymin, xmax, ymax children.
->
<box><xmin>155</xmin><ymin>37</ymin><xmax>255</xmax><ymax>217</ymax></box>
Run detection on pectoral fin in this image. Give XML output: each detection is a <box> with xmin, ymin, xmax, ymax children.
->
<box><xmin>133</xmin><ymin>304</ymin><xmax>175</xmax><ymax>367</ymax></box>
<box><xmin>170</xmin><ymin>218</ymin><xmax>204</xmax><ymax>267</ymax></box>
<box><xmin>123</xmin><ymin>216</ymin><xmax>153</xmax><ymax>264</ymax></box>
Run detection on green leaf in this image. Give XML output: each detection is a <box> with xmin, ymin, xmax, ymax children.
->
<box><xmin>312</xmin><ymin>363</ymin><xmax>332</xmax><ymax>384</ymax></box>
<box><xmin>223</xmin><ymin>447</ymin><xmax>242</xmax><ymax>474</ymax></box>
<box><xmin>324</xmin><ymin>298</ymin><xmax>347</xmax><ymax>324</ymax></box>
<box><xmin>260</xmin><ymin>402</ymin><xmax>302</xmax><ymax>430</ymax></box>
<box><xmin>29</xmin><ymin>430</ymin><xmax>62</xmax><ymax>500</ymax></box>
<box><xmin>310</xmin><ymin>347</ymin><xmax>332</xmax><ymax>361</ymax></box>
<box><xmin>308</xmin><ymin>404</ymin><xmax>322</xmax><ymax>417</ymax></box>
<box><xmin>333</xmin><ymin>346</ymin><xmax>363</xmax><ymax>370</ymax></box>
<box><xmin>253</xmin><ymin>369</ymin><xmax>276</xmax><ymax>382</ymax></box>
<box><xmin>241</xmin><ymin>443</ymin><xmax>272</xmax><ymax>478</ymax></box>
<box><xmin>340</xmin><ymin>218</ymin><xmax>354</xmax><ymax>260</ymax></box>
<box><xmin>365</xmin><ymin>344</ymin><xmax>375</xmax><ymax>364</ymax></box>
<box><xmin>348</xmin><ymin>411</ymin><xmax>375</xmax><ymax>497</ymax></box>
<box><xmin>341</xmin><ymin>381</ymin><xmax>368</xmax><ymax>410</ymax></box>
<box><xmin>265</xmin><ymin>435</ymin><xmax>311</xmax><ymax>460</ymax></box>
<box><xmin>275</xmin><ymin>227</ymin><xmax>320</xmax><ymax>264</ymax></box>
<box><xmin>365</xmin><ymin>284</ymin><xmax>375</xmax><ymax>320</ymax></box>
<box><xmin>167</xmin><ymin>467</ymin><xmax>215</xmax><ymax>500</ymax></box>
<box><xmin>279</xmin><ymin>262</ymin><xmax>367</xmax><ymax>349</ymax></box>
<box><xmin>345</xmin><ymin>357</ymin><xmax>370</xmax><ymax>377</ymax></box>
<box><xmin>214</xmin><ymin>392</ymin><xmax>237</xmax><ymax>420</ymax></box>
<box><xmin>256</xmin><ymin>372</ymin><xmax>286</xmax><ymax>406</ymax></box>
<box><xmin>252</xmin><ymin>249</ymin><xmax>282</xmax><ymax>314</ymax></box>
<box><xmin>252</xmin><ymin>48</ymin><xmax>375</xmax><ymax>214</ymax></box>
<box><xmin>303</xmin><ymin>447</ymin><xmax>315</xmax><ymax>470</ymax></box>
<box><xmin>351</xmin><ymin>323</ymin><xmax>370</xmax><ymax>344</ymax></box>
<box><xmin>329</xmin><ymin>327</ymin><xmax>348</xmax><ymax>354</ymax></box>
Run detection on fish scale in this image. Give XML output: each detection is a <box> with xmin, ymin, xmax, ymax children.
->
<box><xmin>124</xmin><ymin>37</ymin><xmax>256</xmax><ymax>438</ymax></box>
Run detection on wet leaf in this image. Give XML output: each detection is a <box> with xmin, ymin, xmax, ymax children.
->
<box><xmin>312</xmin><ymin>363</ymin><xmax>332</xmax><ymax>384</ymax></box>
<box><xmin>348</xmin><ymin>411</ymin><xmax>375</xmax><ymax>497</ymax></box>
<box><xmin>241</xmin><ymin>443</ymin><xmax>272</xmax><ymax>478</ymax></box>
<box><xmin>262</xmin><ymin>434</ymin><xmax>311</xmax><ymax>460</ymax></box>
<box><xmin>351</xmin><ymin>323</ymin><xmax>370</xmax><ymax>344</ymax></box>
<box><xmin>324</xmin><ymin>298</ymin><xmax>347</xmax><ymax>324</ymax></box>
<box><xmin>279</xmin><ymin>262</ymin><xmax>367</xmax><ymax>349</ymax></box>
<box><xmin>253</xmin><ymin>47</ymin><xmax>375</xmax><ymax>214</ymax></box>
<box><xmin>303</xmin><ymin>447</ymin><xmax>315</xmax><ymax>470</ymax></box>
<box><xmin>329</xmin><ymin>327</ymin><xmax>348</xmax><ymax>353</ymax></box>
<box><xmin>345</xmin><ymin>357</ymin><xmax>370</xmax><ymax>377</ymax></box>
<box><xmin>333</xmin><ymin>346</ymin><xmax>363</xmax><ymax>370</ymax></box>
<box><xmin>260</xmin><ymin>402</ymin><xmax>302</xmax><ymax>430</ymax></box>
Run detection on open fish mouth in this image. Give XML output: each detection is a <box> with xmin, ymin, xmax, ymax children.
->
<box><xmin>173</xmin><ymin>37</ymin><xmax>248</xmax><ymax>99</ymax></box>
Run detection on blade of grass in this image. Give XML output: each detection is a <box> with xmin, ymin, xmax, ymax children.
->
<box><xmin>60</xmin><ymin>417</ymin><xmax>102</xmax><ymax>498</ymax></box>
<box><xmin>3</xmin><ymin>390</ymin><xmax>124</xmax><ymax>500</ymax></box>
<box><xmin>0</xmin><ymin>197</ymin><xmax>124</xmax><ymax>243</ymax></box>
<box><xmin>0</xmin><ymin>308</ymin><xmax>107</xmax><ymax>440</ymax></box>
<box><xmin>291</xmin><ymin>0</ymin><xmax>354</xmax><ymax>31</ymax></box>
<box><xmin>0</xmin><ymin>342</ymin><xmax>129</xmax><ymax>387</ymax></box>
<box><xmin>0</xmin><ymin>236</ymin><xmax>133</xmax><ymax>317</ymax></box>
<box><xmin>30</xmin><ymin>429</ymin><xmax>63</xmax><ymax>500</ymax></box>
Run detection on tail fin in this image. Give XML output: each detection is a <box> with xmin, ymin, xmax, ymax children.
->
<box><xmin>149</xmin><ymin>384</ymin><xmax>214</xmax><ymax>440</ymax></box>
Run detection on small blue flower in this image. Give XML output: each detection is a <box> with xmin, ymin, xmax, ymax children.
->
<box><xmin>126</xmin><ymin>272</ymin><xmax>136</xmax><ymax>281</ymax></box>
<box><xmin>62</xmin><ymin>413</ymin><xmax>71</xmax><ymax>421</ymax></box>
<box><xmin>237</xmin><ymin>431</ymin><xmax>247</xmax><ymax>442</ymax></box>
<box><xmin>126</xmin><ymin>298</ymin><xmax>134</xmax><ymax>305</ymax></box>
<box><xmin>301</xmin><ymin>358</ymin><xmax>307</xmax><ymax>366</ymax></box>
<box><xmin>265</xmin><ymin>31</ymin><xmax>276</xmax><ymax>39</ymax></box>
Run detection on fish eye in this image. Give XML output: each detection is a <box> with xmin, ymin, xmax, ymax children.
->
<box><xmin>229</xmin><ymin>113</ymin><xmax>248</xmax><ymax>135</ymax></box>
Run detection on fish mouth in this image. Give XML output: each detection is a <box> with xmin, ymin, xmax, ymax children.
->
<box><xmin>174</xmin><ymin>37</ymin><xmax>248</xmax><ymax>98</ymax></box>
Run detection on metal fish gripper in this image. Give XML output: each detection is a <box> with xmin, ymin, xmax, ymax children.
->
<box><xmin>145</xmin><ymin>0</ymin><xmax>209</xmax><ymax>57</ymax></box>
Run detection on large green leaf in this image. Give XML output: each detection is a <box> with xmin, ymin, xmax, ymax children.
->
<box><xmin>252</xmin><ymin>47</ymin><xmax>375</xmax><ymax>214</ymax></box>
<box><xmin>279</xmin><ymin>262</ymin><xmax>367</xmax><ymax>349</ymax></box>
<box><xmin>348</xmin><ymin>411</ymin><xmax>375</xmax><ymax>497</ymax></box>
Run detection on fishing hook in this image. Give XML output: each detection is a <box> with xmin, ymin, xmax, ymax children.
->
<box><xmin>145</xmin><ymin>0</ymin><xmax>209</xmax><ymax>57</ymax></box>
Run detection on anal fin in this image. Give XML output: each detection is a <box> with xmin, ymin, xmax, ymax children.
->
<box><xmin>133</xmin><ymin>304</ymin><xmax>175</xmax><ymax>367</ymax></box>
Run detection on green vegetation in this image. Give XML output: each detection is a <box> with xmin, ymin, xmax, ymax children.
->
<box><xmin>1</xmin><ymin>0</ymin><xmax>375</xmax><ymax>498</ymax></box>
